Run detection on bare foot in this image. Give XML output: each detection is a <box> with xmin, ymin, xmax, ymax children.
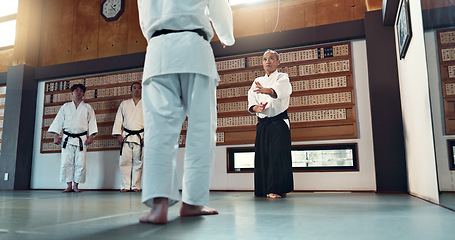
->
<box><xmin>73</xmin><ymin>185</ymin><xmax>83</xmax><ymax>192</ymax></box>
<box><xmin>62</xmin><ymin>188</ymin><xmax>74</xmax><ymax>193</ymax></box>
<box><xmin>267</xmin><ymin>193</ymin><xmax>282</xmax><ymax>199</ymax></box>
<box><xmin>139</xmin><ymin>197</ymin><xmax>169</xmax><ymax>224</ymax></box>
<box><xmin>180</xmin><ymin>202</ymin><xmax>218</xmax><ymax>217</ymax></box>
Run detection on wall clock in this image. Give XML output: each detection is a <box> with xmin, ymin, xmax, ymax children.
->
<box><xmin>101</xmin><ymin>0</ymin><xmax>125</xmax><ymax>22</ymax></box>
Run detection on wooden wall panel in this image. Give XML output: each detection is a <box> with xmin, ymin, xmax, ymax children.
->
<box><xmin>0</xmin><ymin>49</ymin><xmax>14</xmax><ymax>72</ymax></box>
<box><xmin>98</xmin><ymin>4</ymin><xmax>129</xmax><ymax>58</ymax></box>
<box><xmin>353</xmin><ymin>0</ymin><xmax>368</xmax><ymax>19</ymax></box>
<box><xmin>71</xmin><ymin>0</ymin><xmax>100</xmax><ymax>62</ymax></box>
<box><xmin>264</xmin><ymin>2</ymin><xmax>309</xmax><ymax>32</ymax></box>
<box><xmin>13</xmin><ymin>0</ymin><xmax>43</xmax><ymax>67</ymax></box>
<box><xmin>232</xmin><ymin>7</ymin><xmax>265</xmax><ymax>37</ymax></box>
<box><xmin>126</xmin><ymin>0</ymin><xmax>147</xmax><ymax>54</ymax></box>
<box><xmin>366</xmin><ymin>0</ymin><xmax>382</xmax><ymax>11</ymax></box>
<box><xmin>231</xmin><ymin>0</ymin><xmax>367</xmax><ymax>39</ymax></box>
<box><xmin>316</xmin><ymin>0</ymin><xmax>350</xmax><ymax>26</ymax></box>
<box><xmin>39</xmin><ymin>0</ymin><xmax>74</xmax><ymax>66</ymax></box>
<box><xmin>21</xmin><ymin>0</ymin><xmax>371</xmax><ymax>69</ymax></box>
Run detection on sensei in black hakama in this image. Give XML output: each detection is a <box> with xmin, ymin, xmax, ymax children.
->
<box><xmin>248</xmin><ymin>49</ymin><xmax>294</xmax><ymax>199</ymax></box>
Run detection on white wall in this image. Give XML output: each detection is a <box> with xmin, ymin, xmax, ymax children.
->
<box><xmin>425</xmin><ymin>30</ymin><xmax>455</xmax><ymax>191</ymax></box>
<box><xmin>394</xmin><ymin>0</ymin><xmax>439</xmax><ymax>202</ymax></box>
<box><xmin>31</xmin><ymin>40</ymin><xmax>376</xmax><ymax>192</ymax></box>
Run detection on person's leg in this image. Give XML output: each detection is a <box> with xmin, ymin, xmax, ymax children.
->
<box><xmin>179</xmin><ymin>73</ymin><xmax>218</xmax><ymax>216</ymax></box>
<box><xmin>254</xmin><ymin>121</ymin><xmax>268</xmax><ymax>197</ymax></box>
<box><xmin>61</xmin><ymin>146</ymin><xmax>75</xmax><ymax>192</ymax></box>
<box><xmin>63</xmin><ymin>182</ymin><xmax>73</xmax><ymax>193</ymax></box>
<box><xmin>132</xmin><ymin>143</ymin><xmax>143</xmax><ymax>191</ymax></box>
<box><xmin>73</xmin><ymin>145</ymin><xmax>87</xmax><ymax>192</ymax></box>
<box><xmin>267</xmin><ymin>120</ymin><xmax>293</xmax><ymax>197</ymax></box>
<box><xmin>119</xmin><ymin>143</ymin><xmax>133</xmax><ymax>191</ymax></box>
<box><xmin>140</xmin><ymin>74</ymin><xmax>186</xmax><ymax>224</ymax></box>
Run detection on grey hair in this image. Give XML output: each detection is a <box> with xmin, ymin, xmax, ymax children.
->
<box><xmin>263</xmin><ymin>49</ymin><xmax>279</xmax><ymax>60</ymax></box>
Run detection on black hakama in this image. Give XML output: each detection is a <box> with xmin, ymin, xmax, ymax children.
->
<box><xmin>254</xmin><ymin>110</ymin><xmax>294</xmax><ymax>197</ymax></box>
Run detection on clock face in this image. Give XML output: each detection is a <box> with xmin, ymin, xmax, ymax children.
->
<box><xmin>101</xmin><ymin>0</ymin><xmax>124</xmax><ymax>21</ymax></box>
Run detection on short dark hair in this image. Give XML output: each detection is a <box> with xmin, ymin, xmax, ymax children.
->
<box><xmin>71</xmin><ymin>84</ymin><xmax>86</xmax><ymax>93</ymax></box>
<box><xmin>130</xmin><ymin>82</ymin><xmax>141</xmax><ymax>91</ymax></box>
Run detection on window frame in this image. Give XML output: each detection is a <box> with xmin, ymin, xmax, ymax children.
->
<box><xmin>227</xmin><ymin>143</ymin><xmax>359</xmax><ymax>173</ymax></box>
<box><xmin>447</xmin><ymin>139</ymin><xmax>455</xmax><ymax>170</ymax></box>
<box><xmin>0</xmin><ymin>13</ymin><xmax>17</xmax><ymax>49</ymax></box>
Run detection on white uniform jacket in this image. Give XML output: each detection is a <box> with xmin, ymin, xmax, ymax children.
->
<box><xmin>137</xmin><ymin>0</ymin><xmax>235</xmax><ymax>83</ymax></box>
<box><xmin>48</xmin><ymin>101</ymin><xmax>98</xmax><ymax>146</ymax></box>
<box><xmin>248</xmin><ymin>71</ymin><xmax>292</xmax><ymax>118</ymax></box>
<box><xmin>112</xmin><ymin>99</ymin><xmax>144</xmax><ymax>144</ymax></box>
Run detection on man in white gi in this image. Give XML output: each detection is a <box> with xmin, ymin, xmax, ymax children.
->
<box><xmin>137</xmin><ymin>0</ymin><xmax>235</xmax><ymax>224</ymax></box>
<box><xmin>48</xmin><ymin>84</ymin><xmax>98</xmax><ymax>193</ymax></box>
<box><xmin>112</xmin><ymin>82</ymin><xmax>144</xmax><ymax>192</ymax></box>
<box><xmin>248</xmin><ymin>49</ymin><xmax>294</xmax><ymax>199</ymax></box>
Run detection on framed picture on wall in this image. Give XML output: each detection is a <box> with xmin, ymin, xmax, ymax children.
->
<box><xmin>396</xmin><ymin>0</ymin><xmax>412</xmax><ymax>59</ymax></box>
<box><xmin>447</xmin><ymin>140</ymin><xmax>455</xmax><ymax>170</ymax></box>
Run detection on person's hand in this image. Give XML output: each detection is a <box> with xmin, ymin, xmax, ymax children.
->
<box><xmin>85</xmin><ymin>135</ymin><xmax>94</xmax><ymax>145</ymax></box>
<box><xmin>116</xmin><ymin>135</ymin><xmax>124</xmax><ymax>145</ymax></box>
<box><xmin>253</xmin><ymin>102</ymin><xmax>268</xmax><ymax>113</ymax></box>
<box><xmin>220</xmin><ymin>41</ymin><xmax>226</xmax><ymax>48</ymax></box>
<box><xmin>253</xmin><ymin>82</ymin><xmax>274</xmax><ymax>96</ymax></box>
<box><xmin>53</xmin><ymin>134</ymin><xmax>61</xmax><ymax>145</ymax></box>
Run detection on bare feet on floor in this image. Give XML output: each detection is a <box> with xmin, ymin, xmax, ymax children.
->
<box><xmin>267</xmin><ymin>193</ymin><xmax>282</xmax><ymax>199</ymax></box>
<box><xmin>73</xmin><ymin>184</ymin><xmax>83</xmax><ymax>192</ymax></box>
<box><xmin>62</xmin><ymin>188</ymin><xmax>74</xmax><ymax>193</ymax></box>
<box><xmin>139</xmin><ymin>197</ymin><xmax>169</xmax><ymax>224</ymax></box>
<box><xmin>180</xmin><ymin>202</ymin><xmax>219</xmax><ymax>217</ymax></box>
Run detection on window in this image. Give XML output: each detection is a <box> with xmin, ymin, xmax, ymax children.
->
<box><xmin>447</xmin><ymin>140</ymin><xmax>455</xmax><ymax>170</ymax></box>
<box><xmin>0</xmin><ymin>0</ymin><xmax>18</xmax><ymax>49</ymax></box>
<box><xmin>227</xmin><ymin>143</ymin><xmax>359</xmax><ymax>173</ymax></box>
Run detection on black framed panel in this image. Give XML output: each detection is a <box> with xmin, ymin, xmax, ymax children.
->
<box><xmin>396</xmin><ymin>0</ymin><xmax>412</xmax><ymax>59</ymax></box>
<box><xmin>447</xmin><ymin>139</ymin><xmax>455</xmax><ymax>170</ymax></box>
<box><xmin>227</xmin><ymin>143</ymin><xmax>358</xmax><ymax>173</ymax></box>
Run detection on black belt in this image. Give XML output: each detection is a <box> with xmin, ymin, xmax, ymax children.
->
<box><xmin>151</xmin><ymin>29</ymin><xmax>208</xmax><ymax>41</ymax></box>
<box><xmin>258</xmin><ymin>110</ymin><xmax>289</xmax><ymax>123</ymax></box>
<box><xmin>62</xmin><ymin>131</ymin><xmax>87</xmax><ymax>151</ymax></box>
<box><xmin>120</xmin><ymin>128</ymin><xmax>144</xmax><ymax>156</ymax></box>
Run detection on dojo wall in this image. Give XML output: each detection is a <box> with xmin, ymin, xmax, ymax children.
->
<box><xmin>426</xmin><ymin>30</ymin><xmax>455</xmax><ymax>192</ymax></box>
<box><xmin>394</xmin><ymin>1</ymin><xmax>439</xmax><ymax>203</ymax></box>
<box><xmin>30</xmin><ymin>39</ymin><xmax>376</xmax><ymax>191</ymax></box>
<box><xmin>0</xmin><ymin>0</ymin><xmax>368</xmax><ymax>72</ymax></box>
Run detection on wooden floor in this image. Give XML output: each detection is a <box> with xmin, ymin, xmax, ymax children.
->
<box><xmin>0</xmin><ymin>191</ymin><xmax>454</xmax><ymax>240</ymax></box>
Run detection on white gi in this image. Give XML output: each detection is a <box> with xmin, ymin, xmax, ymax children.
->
<box><xmin>48</xmin><ymin>101</ymin><xmax>98</xmax><ymax>183</ymax></box>
<box><xmin>248</xmin><ymin>70</ymin><xmax>292</xmax><ymax>125</ymax></box>
<box><xmin>112</xmin><ymin>99</ymin><xmax>144</xmax><ymax>190</ymax></box>
<box><xmin>137</xmin><ymin>0</ymin><xmax>235</xmax><ymax>207</ymax></box>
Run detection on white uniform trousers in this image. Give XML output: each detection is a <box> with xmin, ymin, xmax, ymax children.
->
<box><xmin>60</xmin><ymin>144</ymin><xmax>86</xmax><ymax>183</ymax></box>
<box><xmin>142</xmin><ymin>73</ymin><xmax>217</xmax><ymax>207</ymax></box>
<box><xmin>120</xmin><ymin>142</ymin><xmax>143</xmax><ymax>190</ymax></box>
